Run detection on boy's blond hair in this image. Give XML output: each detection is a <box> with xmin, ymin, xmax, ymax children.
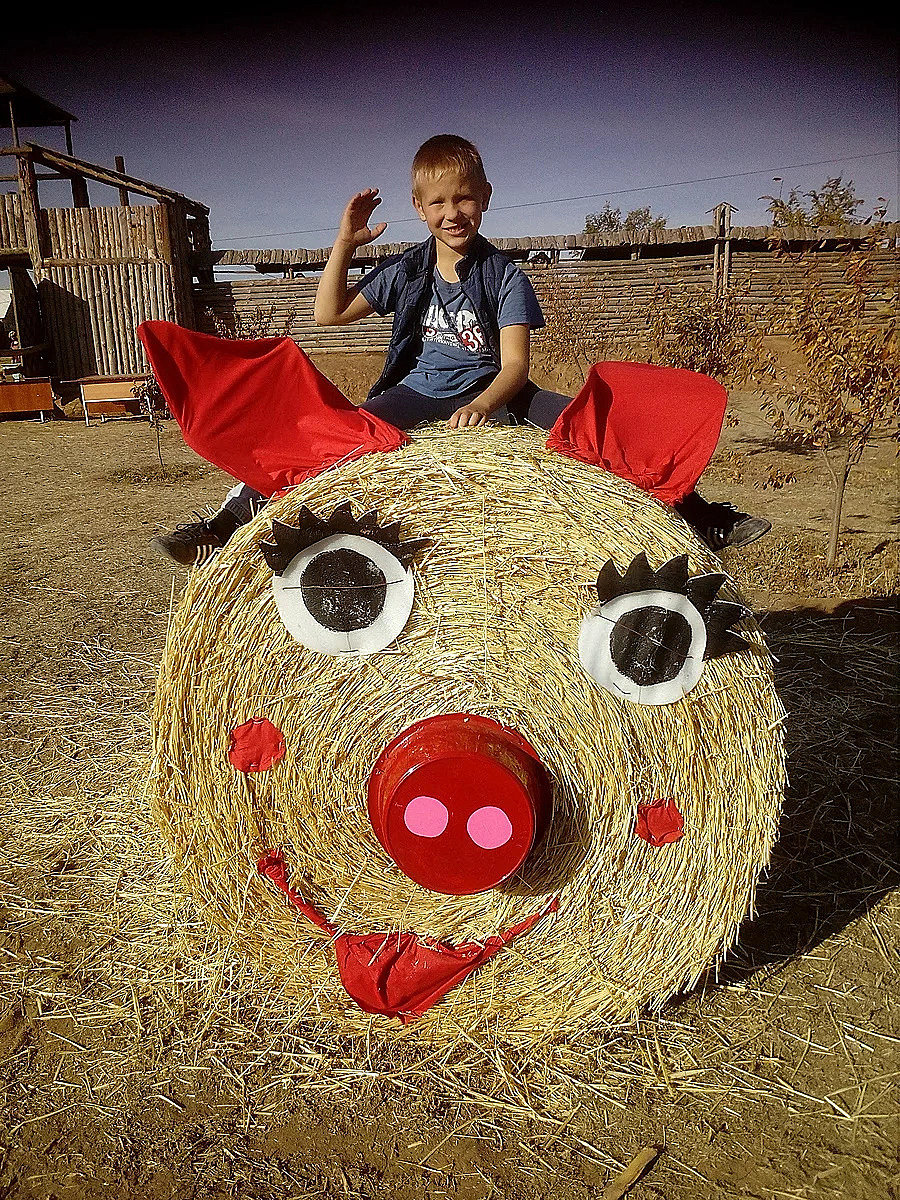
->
<box><xmin>411</xmin><ymin>135</ymin><xmax>489</xmax><ymax>197</ymax></box>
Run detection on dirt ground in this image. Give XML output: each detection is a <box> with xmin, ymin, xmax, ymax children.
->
<box><xmin>1</xmin><ymin>352</ymin><xmax>898</xmax><ymax>1200</ymax></box>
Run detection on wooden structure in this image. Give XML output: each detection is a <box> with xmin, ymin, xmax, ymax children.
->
<box><xmin>0</xmin><ymin>378</ymin><xmax>54</xmax><ymax>420</ymax></box>
<box><xmin>1</xmin><ymin>77</ymin><xmax>213</xmax><ymax>385</ymax></box>
<box><xmin>1</xmin><ymin>77</ymin><xmax>896</xmax><ymax>386</ymax></box>
<box><xmin>79</xmin><ymin>377</ymin><xmax>145</xmax><ymax>425</ymax></box>
<box><xmin>198</xmin><ymin>216</ymin><xmax>899</xmax><ymax>353</ymax></box>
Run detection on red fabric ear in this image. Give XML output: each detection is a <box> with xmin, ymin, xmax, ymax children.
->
<box><xmin>258</xmin><ymin>850</ymin><xmax>558</xmax><ymax>1023</ymax></box>
<box><xmin>545</xmin><ymin>361</ymin><xmax>727</xmax><ymax>504</ymax></box>
<box><xmin>137</xmin><ymin>321</ymin><xmax>408</xmax><ymax>496</ymax></box>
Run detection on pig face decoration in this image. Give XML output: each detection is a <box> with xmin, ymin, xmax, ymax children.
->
<box><xmin>143</xmin><ymin>325</ymin><xmax>786</xmax><ymax>1042</ymax></box>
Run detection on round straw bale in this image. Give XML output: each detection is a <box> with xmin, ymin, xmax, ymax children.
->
<box><xmin>151</xmin><ymin>424</ymin><xmax>785</xmax><ymax>1043</ymax></box>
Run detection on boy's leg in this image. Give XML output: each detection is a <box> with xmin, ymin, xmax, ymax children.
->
<box><xmin>221</xmin><ymin>483</ymin><xmax>268</xmax><ymax>525</ymax></box>
<box><xmin>151</xmin><ymin>482</ymin><xmax>269</xmax><ymax>567</ymax></box>
<box><xmin>364</xmin><ymin>382</ymin><xmax>570</xmax><ymax>431</ymax></box>
<box><xmin>674</xmin><ymin>490</ymin><xmax>771</xmax><ymax>551</ymax></box>
<box><xmin>504</xmin><ymin>381</ymin><xmax>572</xmax><ymax>428</ymax></box>
<box><xmin>507</xmin><ymin>382</ymin><xmax>572</xmax><ymax>429</ymax></box>
<box><xmin>509</xmin><ymin>381</ymin><xmax>770</xmax><ymax>551</ymax></box>
<box><xmin>362</xmin><ymin>385</ymin><xmax>464</xmax><ymax>430</ymax></box>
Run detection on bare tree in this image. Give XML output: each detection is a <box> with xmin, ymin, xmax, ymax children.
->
<box><xmin>760</xmin><ymin>233</ymin><xmax>899</xmax><ymax>568</ymax></box>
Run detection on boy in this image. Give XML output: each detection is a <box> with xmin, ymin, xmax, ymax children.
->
<box><xmin>152</xmin><ymin>135</ymin><xmax>768</xmax><ymax>564</ymax></box>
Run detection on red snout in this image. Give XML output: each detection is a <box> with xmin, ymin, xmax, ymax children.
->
<box><xmin>367</xmin><ymin>714</ymin><xmax>551</xmax><ymax>895</ymax></box>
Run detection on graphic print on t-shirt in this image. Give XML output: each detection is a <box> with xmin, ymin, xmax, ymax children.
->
<box><xmin>358</xmin><ymin>252</ymin><xmax>545</xmax><ymax>398</ymax></box>
<box><xmin>423</xmin><ymin>299</ymin><xmax>486</xmax><ymax>353</ymax></box>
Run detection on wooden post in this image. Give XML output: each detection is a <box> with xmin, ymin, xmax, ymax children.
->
<box><xmin>189</xmin><ymin>212</ymin><xmax>215</xmax><ymax>284</ymax></box>
<box><xmin>170</xmin><ymin>200</ymin><xmax>197</xmax><ymax>327</ymax></box>
<box><xmin>115</xmin><ymin>155</ymin><xmax>130</xmax><ymax>206</ymax></box>
<box><xmin>7</xmin><ymin>99</ymin><xmax>19</xmax><ymax>147</ymax></box>
<box><xmin>65</xmin><ymin>122</ymin><xmax>74</xmax><ymax>155</ymax></box>
<box><xmin>711</xmin><ymin>203</ymin><xmax>725</xmax><ymax>295</ymax></box>
<box><xmin>70</xmin><ymin>173</ymin><xmax>90</xmax><ymax>208</ymax></box>
<box><xmin>16</xmin><ymin>149</ymin><xmax>46</xmax><ymax>277</ymax></box>
<box><xmin>722</xmin><ymin>202</ymin><xmax>733</xmax><ymax>291</ymax></box>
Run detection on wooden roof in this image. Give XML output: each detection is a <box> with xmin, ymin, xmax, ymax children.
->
<box><xmin>211</xmin><ymin>222</ymin><xmax>899</xmax><ymax>269</ymax></box>
<box><xmin>0</xmin><ymin>75</ymin><xmax>76</xmax><ymax>128</ymax></box>
<box><xmin>3</xmin><ymin>143</ymin><xmax>209</xmax><ymax>215</ymax></box>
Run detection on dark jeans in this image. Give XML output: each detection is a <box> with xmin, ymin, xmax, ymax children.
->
<box><xmin>360</xmin><ymin>379</ymin><xmax>572</xmax><ymax>431</ymax></box>
<box><xmin>360</xmin><ymin>382</ymin><xmax>728</xmax><ymax>531</ymax></box>
<box><xmin>222</xmin><ymin>380</ymin><xmax>717</xmax><ymax>529</ymax></box>
<box><xmin>221</xmin><ymin>381</ymin><xmax>572</xmax><ymax>522</ymax></box>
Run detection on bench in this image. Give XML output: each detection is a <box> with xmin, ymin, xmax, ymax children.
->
<box><xmin>79</xmin><ymin>377</ymin><xmax>148</xmax><ymax>426</ymax></box>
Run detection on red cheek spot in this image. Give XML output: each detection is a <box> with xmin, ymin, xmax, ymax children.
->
<box><xmin>635</xmin><ymin>797</ymin><xmax>685</xmax><ymax>846</ymax></box>
<box><xmin>229</xmin><ymin>718</ymin><xmax>286</xmax><ymax>773</ymax></box>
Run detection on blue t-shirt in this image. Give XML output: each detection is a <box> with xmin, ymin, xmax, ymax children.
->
<box><xmin>360</xmin><ymin>258</ymin><xmax>545</xmax><ymax>398</ymax></box>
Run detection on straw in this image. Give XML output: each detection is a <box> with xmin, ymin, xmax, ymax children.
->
<box><xmin>2</xmin><ymin>567</ymin><xmax>894</xmax><ymax>1194</ymax></box>
<box><xmin>144</xmin><ymin>423</ymin><xmax>786</xmax><ymax>1043</ymax></box>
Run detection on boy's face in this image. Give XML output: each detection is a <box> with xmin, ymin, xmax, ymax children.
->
<box><xmin>412</xmin><ymin>171</ymin><xmax>492</xmax><ymax>256</ymax></box>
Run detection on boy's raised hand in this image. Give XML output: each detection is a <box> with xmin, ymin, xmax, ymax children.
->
<box><xmin>337</xmin><ymin>188</ymin><xmax>388</xmax><ymax>248</ymax></box>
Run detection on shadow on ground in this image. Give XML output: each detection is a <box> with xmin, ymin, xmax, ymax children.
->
<box><xmin>699</xmin><ymin>596</ymin><xmax>899</xmax><ymax>989</ymax></box>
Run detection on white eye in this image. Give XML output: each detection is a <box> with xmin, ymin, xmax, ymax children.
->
<box><xmin>578</xmin><ymin>554</ymin><xmax>751</xmax><ymax>706</ymax></box>
<box><xmin>579</xmin><ymin>588</ymin><xmax>707</xmax><ymax>705</ymax></box>
<box><xmin>273</xmin><ymin>533</ymin><xmax>414</xmax><ymax>655</ymax></box>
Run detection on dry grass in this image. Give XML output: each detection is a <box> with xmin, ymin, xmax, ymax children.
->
<box><xmin>2</xmin><ymin>421</ymin><xmax>897</xmax><ymax>1198</ymax></box>
<box><xmin>727</xmin><ymin>529</ymin><xmax>900</xmax><ymax>601</ymax></box>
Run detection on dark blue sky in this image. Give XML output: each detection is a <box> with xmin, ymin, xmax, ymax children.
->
<box><xmin>3</xmin><ymin>1</ymin><xmax>897</xmax><ymax>252</ymax></box>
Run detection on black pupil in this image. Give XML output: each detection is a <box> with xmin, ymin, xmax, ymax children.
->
<box><xmin>300</xmin><ymin>548</ymin><xmax>388</xmax><ymax>632</ymax></box>
<box><xmin>609</xmin><ymin>605</ymin><xmax>692</xmax><ymax>686</ymax></box>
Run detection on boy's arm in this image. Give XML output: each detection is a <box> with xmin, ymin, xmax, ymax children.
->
<box><xmin>314</xmin><ymin>189</ymin><xmax>385</xmax><ymax>326</ymax></box>
<box><xmin>447</xmin><ymin>324</ymin><xmax>530</xmax><ymax>429</ymax></box>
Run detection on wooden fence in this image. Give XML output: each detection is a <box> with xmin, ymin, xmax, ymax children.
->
<box><xmin>195</xmin><ymin>234</ymin><xmax>898</xmax><ymax>355</ymax></box>
<box><xmin>0</xmin><ymin>192</ymin><xmax>25</xmax><ymax>250</ymax></box>
<box><xmin>1</xmin><ymin>142</ymin><xmax>209</xmax><ymax>381</ymax></box>
<box><xmin>38</xmin><ymin>206</ymin><xmax>184</xmax><ymax>377</ymax></box>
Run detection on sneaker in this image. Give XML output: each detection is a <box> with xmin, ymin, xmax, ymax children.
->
<box><xmin>696</xmin><ymin>503</ymin><xmax>772</xmax><ymax>552</ymax></box>
<box><xmin>151</xmin><ymin>515</ymin><xmax>227</xmax><ymax>566</ymax></box>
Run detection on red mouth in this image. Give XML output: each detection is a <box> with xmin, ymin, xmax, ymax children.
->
<box><xmin>258</xmin><ymin>849</ymin><xmax>558</xmax><ymax>1023</ymax></box>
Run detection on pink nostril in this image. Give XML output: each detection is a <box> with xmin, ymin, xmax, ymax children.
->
<box><xmin>404</xmin><ymin>795</ymin><xmax>449</xmax><ymax>838</ymax></box>
<box><xmin>467</xmin><ymin>806</ymin><xmax>513</xmax><ymax>849</ymax></box>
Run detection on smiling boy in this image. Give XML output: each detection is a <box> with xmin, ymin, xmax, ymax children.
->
<box><xmin>314</xmin><ymin>134</ymin><xmax>571</xmax><ymax>432</ymax></box>
<box><xmin>150</xmin><ymin>135</ymin><xmax>769</xmax><ymax>565</ymax></box>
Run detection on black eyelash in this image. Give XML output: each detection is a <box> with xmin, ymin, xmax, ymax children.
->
<box><xmin>593</xmin><ymin>552</ymin><xmax>751</xmax><ymax>660</ymax></box>
<box><xmin>260</xmin><ymin>501</ymin><xmax>431</xmax><ymax>577</ymax></box>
